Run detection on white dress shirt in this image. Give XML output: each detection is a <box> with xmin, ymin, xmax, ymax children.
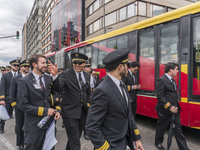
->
<box><xmin>90</xmin><ymin>76</ymin><xmax>96</xmax><ymax>88</ymax></box>
<box><xmin>22</xmin><ymin>72</ymin><xmax>27</xmax><ymax>78</ymax></box>
<box><xmin>107</xmin><ymin>73</ymin><xmax>128</xmax><ymax>105</ymax></box>
<box><xmin>32</xmin><ymin>72</ymin><xmax>58</xmax><ymax>88</ymax></box>
<box><xmin>74</xmin><ymin>70</ymin><xmax>86</xmax><ymax>90</ymax></box>
<box><xmin>11</xmin><ymin>70</ymin><xmax>18</xmax><ymax>77</ymax></box>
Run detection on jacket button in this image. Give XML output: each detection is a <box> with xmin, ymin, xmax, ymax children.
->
<box><xmin>81</xmin><ymin>100</ymin><xmax>83</xmax><ymax>102</ymax></box>
<box><xmin>81</xmin><ymin>92</ymin><xmax>83</xmax><ymax>94</ymax></box>
<box><xmin>45</xmin><ymin>100</ymin><xmax>46</xmax><ymax>102</ymax></box>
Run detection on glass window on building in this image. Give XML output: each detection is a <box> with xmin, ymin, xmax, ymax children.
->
<box><xmin>87</xmin><ymin>24</ymin><xmax>93</xmax><ymax>35</ymax></box>
<box><xmin>94</xmin><ymin>19</ymin><xmax>100</xmax><ymax>32</ymax></box>
<box><xmin>151</xmin><ymin>4</ymin><xmax>165</xmax><ymax>17</ymax></box>
<box><xmin>94</xmin><ymin>0</ymin><xmax>100</xmax><ymax>11</ymax></box>
<box><xmin>138</xmin><ymin>1</ymin><xmax>146</xmax><ymax>16</ymax></box>
<box><xmin>168</xmin><ymin>8</ymin><xmax>174</xmax><ymax>12</ymax></box>
<box><xmin>105</xmin><ymin>0</ymin><xmax>111</xmax><ymax>4</ymax></box>
<box><xmin>87</xmin><ymin>5</ymin><xmax>93</xmax><ymax>17</ymax></box>
<box><xmin>127</xmin><ymin>2</ymin><xmax>137</xmax><ymax>18</ymax></box>
<box><xmin>105</xmin><ymin>11</ymin><xmax>116</xmax><ymax>26</ymax></box>
<box><xmin>120</xmin><ymin>7</ymin><xmax>127</xmax><ymax>21</ymax></box>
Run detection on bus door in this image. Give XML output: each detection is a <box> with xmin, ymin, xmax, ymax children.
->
<box><xmin>189</xmin><ymin>14</ymin><xmax>200</xmax><ymax>128</ymax></box>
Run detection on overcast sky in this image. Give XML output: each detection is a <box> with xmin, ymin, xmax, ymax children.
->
<box><xmin>0</xmin><ymin>0</ymin><xmax>33</xmax><ymax>66</ymax></box>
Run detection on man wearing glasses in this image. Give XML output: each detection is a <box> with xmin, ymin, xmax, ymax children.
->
<box><xmin>59</xmin><ymin>52</ymin><xmax>91</xmax><ymax>150</ymax></box>
<box><xmin>10</xmin><ymin>60</ymin><xmax>29</xmax><ymax>150</ymax></box>
<box><xmin>0</xmin><ymin>59</ymin><xmax>20</xmax><ymax>134</ymax></box>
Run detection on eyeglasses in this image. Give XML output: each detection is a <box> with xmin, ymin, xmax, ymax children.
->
<box><xmin>13</xmin><ymin>65</ymin><xmax>19</xmax><ymax>67</ymax></box>
<box><xmin>23</xmin><ymin>65</ymin><xmax>30</xmax><ymax>68</ymax></box>
<box><xmin>73</xmin><ymin>62</ymin><xmax>83</xmax><ymax>65</ymax></box>
<box><xmin>92</xmin><ymin>74</ymin><xmax>96</xmax><ymax>75</ymax></box>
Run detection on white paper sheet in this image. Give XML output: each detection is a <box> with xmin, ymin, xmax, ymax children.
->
<box><xmin>42</xmin><ymin>120</ymin><xmax>57</xmax><ymax>150</ymax></box>
<box><xmin>0</xmin><ymin>105</ymin><xmax>10</xmax><ymax>120</ymax></box>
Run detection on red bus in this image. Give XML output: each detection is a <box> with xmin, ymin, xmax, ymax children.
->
<box><xmin>46</xmin><ymin>2</ymin><xmax>200</xmax><ymax>129</ymax></box>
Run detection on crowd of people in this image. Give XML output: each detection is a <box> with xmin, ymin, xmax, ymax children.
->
<box><xmin>0</xmin><ymin>48</ymin><xmax>190</xmax><ymax>150</ymax></box>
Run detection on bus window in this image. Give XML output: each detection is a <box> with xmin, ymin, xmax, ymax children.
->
<box><xmin>193</xmin><ymin>18</ymin><xmax>200</xmax><ymax>102</ymax></box>
<box><xmin>117</xmin><ymin>35</ymin><xmax>128</xmax><ymax>49</ymax></box>
<box><xmin>139</xmin><ymin>30</ymin><xmax>155</xmax><ymax>92</ymax></box>
<box><xmin>98</xmin><ymin>41</ymin><xmax>107</xmax><ymax>68</ymax></box>
<box><xmin>85</xmin><ymin>46</ymin><xmax>92</xmax><ymax>64</ymax></box>
<box><xmin>159</xmin><ymin>25</ymin><xmax>179</xmax><ymax>89</ymax></box>
<box><xmin>107</xmin><ymin>38</ymin><xmax>117</xmax><ymax>49</ymax></box>
<box><xmin>91</xmin><ymin>43</ymin><xmax>98</xmax><ymax>69</ymax></box>
<box><xmin>79</xmin><ymin>47</ymin><xmax>85</xmax><ymax>54</ymax></box>
<box><xmin>65</xmin><ymin>51</ymin><xmax>72</xmax><ymax>70</ymax></box>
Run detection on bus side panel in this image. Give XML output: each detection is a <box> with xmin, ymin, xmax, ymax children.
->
<box><xmin>189</xmin><ymin>103</ymin><xmax>200</xmax><ymax>128</ymax></box>
<box><xmin>179</xmin><ymin>102</ymin><xmax>189</xmax><ymax>126</ymax></box>
<box><xmin>137</xmin><ymin>96</ymin><xmax>158</xmax><ymax>119</ymax></box>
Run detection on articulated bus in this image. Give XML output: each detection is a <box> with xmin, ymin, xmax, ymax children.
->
<box><xmin>46</xmin><ymin>2</ymin><xmax>200</xmax><ymax>129</ymax></box>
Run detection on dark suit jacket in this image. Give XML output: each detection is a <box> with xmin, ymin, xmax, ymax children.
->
<box><xmin>59</xmin><ymin>68</ymin><xmax>91</xmax><ymax>119</ymax></box>
<box><xmin>122</xmin><ymin>71</ymin><xmax>138</xmax><ymax>103</ymax></box>
<box><xmin>155</xmin><ymin>74</ymin><xmax>181</xmax><ymax>114</ymax></box>
<box><xmin>18</xmin><ymin>73</ymin><xmax>60</xmax><ymax>131</ymax></box>
<box><xmin>86</xmin><ymin>76</ymin><xmax>141</xmax><ymax>150</ymax></box>
<box><xmin>0</xmin><ymin>72</ymin><xmax>13</xmax><ymax>103</ymax></box>
<box><xmin>10</xmin><ymin>73</ymin><xmax>22</xmax><ymax>108</ymax></box>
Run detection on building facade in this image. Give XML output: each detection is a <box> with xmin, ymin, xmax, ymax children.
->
<box><xmin>41</xmin><ymin>0</ymin><xmax>59</xmax><ymax>54</ymax></box>
<box><xmin>26</xmin><ymin>0</ymin><xmax>43</xmax><ymax>58</ymax></box>
<box><xmin>51</xmin><ymin>0</ymin><xmax>85</xmax><ymax>52</ymax></box>
<box><xmin>85</xmin><ymin>0</ymin><xmax>195</xmax><ymax>40</ymax></box>
<box><xmin>22</xmin><ymin>23</ymin><xmax>27</xmax><ymax>60</ymax></box>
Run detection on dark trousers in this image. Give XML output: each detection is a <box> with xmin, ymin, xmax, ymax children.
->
<box><xmin>63</xmin><ymin>107</ymin><xmax>87</xmax><ymax>150</ymax></box>
<box><xmin>155</xmin><ymin>111</ymin><xmax>189</xmax><ymax>150</ymax></box>
<box><xmin>24</xmin><ymin>129</ymin><xmax>46</xmax><ymax>150</ymax></box>
<box><xmin>15</xmin><ymin>107</ymin><xmax>24</xmax><ymax>146</ymax></box>
<box><xmin>131</xmin><ymin>102</ymin><xmax>137</xmax><ymax>118</ymax></box>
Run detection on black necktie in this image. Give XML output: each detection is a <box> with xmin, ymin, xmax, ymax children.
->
<box><xmin>79</xmin><ymin>73</ymin><xmax>84</xmax><ymax>89</ymax></box>
<box><xmin>14</xmin><ymin>73</ymin><xmax>16</xmax><ymax>76</ymax></box>
<box><xmin>39</xmin><ymin>76</ymin><xmax>45</xmax><ymax>90</ymax></box>
<box><xmin>171</xmin><ymin>78</ymin><xmax>177</xmax><ymax>91</ymax></box>
<box><xmin>132</xmin><ymin>74</ymin><xmax>135</xmax><ymax>83</ymax></box>
<box><xmin>119</xmin><ymin>81</ymin><xmax>127</xmax><ymax>105</ymax></box>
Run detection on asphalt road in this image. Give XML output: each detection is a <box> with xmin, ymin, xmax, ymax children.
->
<box><xmin>0</xmin><ymin>114</ymin><xmax>199</xmax><ymax>150</ymax></box>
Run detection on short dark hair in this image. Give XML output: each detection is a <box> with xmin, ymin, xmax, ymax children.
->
<box><xmin>90</xmin><ymin>69</ymin><xmax>96</xmax><ymax>74</ymax></box>
<box><xmin>106</xmin><ymin>65</ymin><xmax>118</xmax><ymax>72</ymax></box>
<box><xmin>29</xmin><ymin>54</ymin><xmax>46</xmax><ymax>70</ymax></box>
<box><xmin>164</xmin><ymin>62</ymin><xmax>179</xmax><ymax>73</ymax></box>
<box><xmin>130</xmin><ymin>61</ymin><xmax>140</xmax><ymax>68</ymax></box>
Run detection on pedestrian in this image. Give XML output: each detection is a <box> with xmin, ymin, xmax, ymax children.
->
<box><xmin>90</xmin><ymin>69</ymin><xmax>98</xmax><ymax>91</ymax></box>
<box><xmin>10</xmin><ymin>59</ymin><xmax>30</xmax><ymax>150</ymax></box>
<box><xmin>6</xmin><ymin>65</ymin><xmax>11</xmax><ymax>73</ymax></box>
<box><xmin>122</xmin><ymin>61</ymin><xmax>141</xmax><ymax>117</ymax></box>
<box><xmin>0</xmin><ymin>59</ymin><xmax>20</xmax><ymax>134</ymax></box>
<box><xmin>155</xmin><ymin>62</ymin><xmax>189</xmax><ymax>150</ymax></box>
<box><xmin>59</xmin><ymin>52</ymin><xmax>91</xmax><ymax>150</ymax></box>
<box><xmin>18</xmin><ymin>54</ymin><xmax>61</xmax><ymax>150</ymax></box>
<box><xmin>0</xmin><ymin>66</ymin><xmax>6</xmax><ymax>74</ymax></box>
<box><xmin>86</xmin><ymin>48</ymin><xmax>144</xmax><ymax>150</ymax></box>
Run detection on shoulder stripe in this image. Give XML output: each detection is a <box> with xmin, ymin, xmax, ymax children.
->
<box><xmin>96</xmin><ymin>140</ymin><xmax>110</xmax><ymax>150</ymax></box>
<box><xmin>0</xmin><ymin>95</ymin><xmax>5</xmax><ymax>99</ymax></box>
<box><xmin>38</xmin><ymin>107</ymin><xmax>44</xmax><ymax>116</ymax></box>
<box><xmin>164</xmin><ymin>102</ymin><xmax>171</xmax><ymax>109</ymax></box>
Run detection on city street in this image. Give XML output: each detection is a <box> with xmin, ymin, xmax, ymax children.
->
<box><xmin>0</xmin><ymin>114</ymin><xmax>199</xmax><ymax>150</ymax></box>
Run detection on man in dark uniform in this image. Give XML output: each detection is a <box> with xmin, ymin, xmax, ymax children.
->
<box><xmin>18</xmin><ymin>54</ymin><xmax>61</xmax><ymax>150</ymax></box>
<box><xmin>155</xmin><ymin>62</ymin><xmax>189</xmax><ymax>150</ymax></box>
<box><xmin>122</xmin><ymin>61</ymin><xmax>141</xmax><ymax>117</ymax></box>
<box><xmin>0</xmin><ymin>66</ymin><xmax>6</xmax><ymax>74</ymax></box>
<box><xmin>6</xmin><ymin>65</ymin><xmax>11</xmax><ymax>73</ymax></box>
<box><xmin>10</xmin><ymin>60</ymin><xmax>30</xmax><ymax>150</ymax></box>
<box><xmin>59</xmin><ymin>52</ymin><xmax>91</xmax><ymax>150</ymax></box>
<box><xmin>86</xmin><ymin>48</ymin><xmax>144</xmax><ymax>150</ymax></box>
<box><xmin>0</xmin><ymin>59</ymin><xmax>20</xmax><ymax>134</ymax></box>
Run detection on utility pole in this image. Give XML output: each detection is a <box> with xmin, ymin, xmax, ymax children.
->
<box><xmin>103</xmin><ymin>0</ymin><xmax>106</xmax><ymax>34</ymax></box>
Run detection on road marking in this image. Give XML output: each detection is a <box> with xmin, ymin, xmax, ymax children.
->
<box><xmin>0</xmin><ymin>134</ymin><xmax>15</xmax><ymax>150</ymax></box>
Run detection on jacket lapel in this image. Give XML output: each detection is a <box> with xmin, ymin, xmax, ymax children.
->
<box><xmin>82</xmin><ymin>71</ymin><xmax>90</xmax><ymax>91</ymax></box>
<box><xmin>44</xmin><ymin>74</ymin><xmax>49</xmax><ymax>98</ymax></box>
<box><xmin>164</xmin><ymin>74</ymin><xmax>176</xmax><ymax>92</ymax></box>
<box><xmin>30</xmin><ymin>73</ymin><xmax>45</xmax><ymax>95</ymax></box>
<box><xmin>107</xmin><ymin>76</ymin><xmax>128</xmax><ymax>114</ymax></box>
<box><xmin>71</xmin><ymin>69</ymin><xmax>81</xmax><ymax>91</ymax></box>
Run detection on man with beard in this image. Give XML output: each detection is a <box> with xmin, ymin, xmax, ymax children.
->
<box><xmin>18</xmin><ymin>54</ymin><xmax>61</xmax><ymax>150</ymax></box>
<box><xmin>6</xmin><ymin>65</ymin><xmax>11</xmax><ymax>73</ymax></box>
<box><xmin>59</xmin><ymin>53</ymin><xmax>91</xmax><ymax>150</ymax></box>
<box><xmin>0</xmin><ymin>59</ymin><xmax>20</xmax><ymax>134</ymax></box>
<box><xmin>10</xmin><ymin>60</ymin><xmax>30</xmax><ymax>150</ymax></box>
<box><xmin>86</xmin><ymin>48</ymin><xmax>144</xmax><ymax>150</ymax></box>
<box><xmin>122</xmin><ymin>61</ymin><xmax>141</xmax><ymax>117</ymax></box>
<box><xmin>0</xmin><ymin>66</ymin><xmax>6</xmax><ymax>74</ymax></box>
